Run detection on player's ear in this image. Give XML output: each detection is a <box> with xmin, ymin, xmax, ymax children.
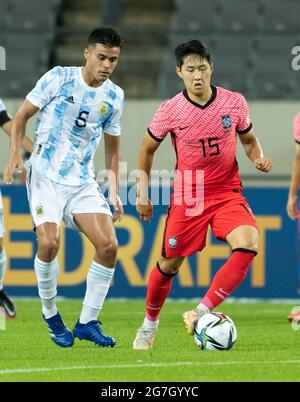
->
<box><xmin>83</xmin><ymin>47</ymin><xmax>89</xmax><ymax>62</ymax></box>
<box><xmin>176</xmin><ymin>66</ymin><xmax>182</xmax><ymax>79</ymax></box>
<box><xmin>210</xmin><ymin>62</ymin><xmax>214</xmax><ymax>74</ymax></box>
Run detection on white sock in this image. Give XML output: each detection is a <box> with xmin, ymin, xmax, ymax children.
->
<box><xmin>34</xmin><ymin>255</ymin><xmax>58</xmax><ymax>319</ymax></box>
<box><xmin>196</xmin><ymin>303</ymin><xmax>210</xmax><ymax>315</ymax></box>
<box><xmin>143</xmin><ymin>317</ymin><xmax>159</xmax><ymax>330</ymax></box>
<box><xmin>79</xmin><ymin>261</ymin><xmax>115</xmax><ymax>324</ymax></box>
<box><xmin>0</xmin><ymin>250</ymin><xmax>6</xmax><ymax>291</ymax></box>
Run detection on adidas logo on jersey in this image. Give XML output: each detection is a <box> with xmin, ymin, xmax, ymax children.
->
<box><xmin>65</xmin><ymin>96</ymin><xmax>74</xmax><ymax>104</ymax></box>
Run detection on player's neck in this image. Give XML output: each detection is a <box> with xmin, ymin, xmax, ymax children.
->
<box><xmin>82</xmin><ymin>67</ymin><xmax>105</xmax><ymax>88</ymax></box>
<box><xmin>186</xmin><ymin>86</ymin><xmax>213</xmax><ymax>106</ymax></box>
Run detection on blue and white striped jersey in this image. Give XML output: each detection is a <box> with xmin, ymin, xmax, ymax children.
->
<box><xmin>26</xmin><ymin>66</ymin><xmax>124</xmax><ymax>186</ymax></box>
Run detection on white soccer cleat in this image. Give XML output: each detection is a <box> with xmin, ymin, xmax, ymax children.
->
<box><xmin>133</xmin><ymin>325</ymin><xmax>157</xmax><ymax>350</ymax></box>
<box><xmin>183</xmin><ymin>309</ymin><xmax>204</xmax><ymax>335</ymax></box>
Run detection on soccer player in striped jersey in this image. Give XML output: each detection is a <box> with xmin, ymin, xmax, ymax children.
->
<box><xmin>287</xmin><ymin>112</ymin><xmax>300</xmax><ymax>323</ymax></box>
<box><xmin>133</xmin><ymin>39</ymin><xmax>272</xmax><ymax>350</ymax></box>
<box><xmin>0</xmin><ymin>98</ymin><xmax>33</xmax><ymax>319</ymax></box>
<box><xmin>4</xmin><ymin>27</ymin><xmax>124</xmax><ymax>348</ymax></box>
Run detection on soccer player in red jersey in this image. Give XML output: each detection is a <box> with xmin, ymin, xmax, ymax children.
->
<box><xmin>287</xmin><ymin>112</ymin><xmax>300</xmax><ymax>323</ymax></box>
<box><xmin>133</xmin><ymin>40</ymin><xmax>272</xmax><ymax>350</ymax></box>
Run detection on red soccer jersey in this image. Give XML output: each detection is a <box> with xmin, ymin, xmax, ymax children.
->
<box><xmin>148</xmin><ymin>86</ymin><xmax>252</xmax><ymax>200</ymax></box>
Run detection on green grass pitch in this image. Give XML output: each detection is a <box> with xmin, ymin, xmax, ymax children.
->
<box><xmin>0</xmin><ymin>300</ymin><xmax>300</xmax><ymax>382</ymax></box>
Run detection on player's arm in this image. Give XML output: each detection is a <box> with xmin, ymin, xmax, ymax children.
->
<box><xmin>287</xmin><ymin>143</ymin><xmax>300</xmax><ymax>220</ymax></box>
<box><xmin>238</xmin><ymin>127</ymin><xmax>272</xmax><ymax>173</ymax></box>
<box><xmin>136</xmin><ymin>133</ymin><xmax>161</xmax><ymax>223</ymax></box>
<box><xmin>1</xmin><ymin>119</ymin><xmax>34</xmax><ymax>153</ymax></box>
<box><xmin>4</xmin><ymin>100</ymin><xmax>39</xmax><ymax>184</ymax></box>
<box><xmin>104</xmin><ymin>133</ymin><xmax>123</xmax><ymax>222</ymax></box>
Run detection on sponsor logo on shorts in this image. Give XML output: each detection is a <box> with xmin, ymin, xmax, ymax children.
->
<box><xmin>35</xmin><ymin>204</ymin><xmax>45</xmax><ymax>217</ymax></box>
<box><xmin>222</xmin><ymin>115</ymin><xmax>232</xmax><ymax>130</ymax></box>
<box><xmin>169</xmin><ymin>236</ymin><xmax>177</xmax><ymax>248</ymax></box>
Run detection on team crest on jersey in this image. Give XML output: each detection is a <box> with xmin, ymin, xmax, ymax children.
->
<box><xmin>169</xmin><ymin>236</ymin><xmax>177</xmax><ymax>248</ymax></box>
<box><xmin>35</xmin><ymin>204</ymin><xmax>45</xmax><ymax>217</ymax></box>
<box><xmin>98</xmin><ymin>102</ymin><xmax>109</xmax><ymax>117</ymax></box>
<box><xmin>222</xmin><ymin>115</ymin><xmax>232</xmax><ymax>130</ymax></box>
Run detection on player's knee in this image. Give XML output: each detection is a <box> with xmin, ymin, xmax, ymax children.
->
<box><xmin>231</xmin><ymin>231</ymin><xmax>258</xmax><ymax>254</ymax></box>
<box><xmin>38</xmin><ymin>235</ymin><xmax>60</xmax><ymax>256</ymax></box>
<box><xmin>158</xmin><ymin>257</ymin><xmax>183</xmax><ymax>275</ymax></box>
<box><xmin>164</xmin><ymin>265</ymin><xmax>179</xmax><ymax>275</ymax></box>
<box><xmin>97</xmin><ymin>238</ymin><xmax>118</xmax><ymax>260</ymax></box>
<box><xmin>234</xmin><ymin>242</ymin><xmax>258</xmax><ymax>254</ymax></box>
<box><xmin>241</xmin><ymin>238</ymin><xmax>258</xmax><ymax>253</ymax></box>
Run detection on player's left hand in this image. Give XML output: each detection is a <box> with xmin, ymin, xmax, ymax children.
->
<box><xmin>111</xmin><ymin>195</ymin><xmax>124</xmax><ymax>223</ymax></box>
<box><xmin>254</xmin><ymin>157</ymin><xmax>273</xmax><ymax>173</ymax></box>
<box><xmin>4</xmin><ymin>152</ymin><xmax>23</xmax><ymax>184</ymax></box>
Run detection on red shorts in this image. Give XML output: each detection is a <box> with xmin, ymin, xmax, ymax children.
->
<box><xmin>161</xmin><ymin>195</ymin><xmax>258</xmax><ymax>257</ymax></box>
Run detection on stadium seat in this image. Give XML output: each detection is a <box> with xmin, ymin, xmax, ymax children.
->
<box><xmin>0</xmin><ymin>1</ymin><xmax>9</xmax><ymax>26</ymax></box>
<box><xmin>213</xmin><ymin>70</ymin><xmax>253</xmax><ymax>94</ymax></box>
<box><xmin>255</xmin><ymin>34</ymin><xmax>299</xmax><ymax>55</ymax></box>
<box><xmin>252</xmin><ymin>72</ymin><xmax>294</xmax><ymax>99</ymax></box>
<box><xmin>218</xmin><ymin>0</ymin><xmax>263</xmax><ymax>31</ymax></box>
<box><xmin>261</xmin><ymin>0</ymin><xmax>300</xmax><ymax>31</ymax></box>
<box><xmin>6</xmin><ymin>0</ymin><xmax>61</xmax><ymax>30</ymax></box>
<box><xmin>175</xmin><ymin>0</ymin><xmax>220</xmax><ymax>31</ymax></box>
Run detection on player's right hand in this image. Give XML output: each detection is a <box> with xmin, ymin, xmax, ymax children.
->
<box><xmin>136</xmin><ymin>198</ymin><xmax>153</xmax><ymax>223</ymax></box>
<box><xmin>4</xmin><ymin>153</ymin><xmax>23</xmax><ymax>184</ymax></box>
<box><xmin>287</xmin><ymin>195</ymin><xmax>298</xmax><ymax>220</ymax></box>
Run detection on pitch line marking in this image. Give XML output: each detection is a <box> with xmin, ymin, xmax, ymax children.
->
<box><xmin>1</xmin><ymin>360</ymin><xmax>300</xmax><ymax>375</ymax></box>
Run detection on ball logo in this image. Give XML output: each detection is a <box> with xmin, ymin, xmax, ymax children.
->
<box><xmin>169</xmin><ymin>236</ymin><xmax>177</xmax><ymax>248</ymax></box>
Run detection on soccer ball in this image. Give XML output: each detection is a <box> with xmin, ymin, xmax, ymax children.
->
<box><xmin>194</xmin><ymin>312</ymin><xmax>237</xmax><ymax>351</ymax></box>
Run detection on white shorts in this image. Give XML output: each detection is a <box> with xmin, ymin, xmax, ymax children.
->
<box><xmin>26</xmin><ymin>166</ymin><xmax>112</xmax><ymax>231</ymax></box>
<box><xmin>0</xmin><ymin>192</ymin><xmax>4</xmax><ymax>238</ymax></box>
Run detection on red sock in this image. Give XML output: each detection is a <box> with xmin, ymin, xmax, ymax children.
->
<box><xmin>146</xmin><ymin>263</ymin><xmax>175</xmax><ymax>321</ymax></box>
<box><xmin>201</xmin><ymin>249</ymin><xmax>257</xmax><ymax>310</ymax></box>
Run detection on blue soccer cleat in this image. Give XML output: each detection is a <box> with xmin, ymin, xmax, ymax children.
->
<box><xmin>42</xmin><ymin>312</ymin><xmax>74</xmax><ymax>348</ymax></box>
<box><xmin>73</xmin><ymin>320</ymin><xmax>116</xmax><ymax>347</ymax></box>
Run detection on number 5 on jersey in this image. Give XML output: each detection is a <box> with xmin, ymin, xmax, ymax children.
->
<box><xmin>75</xmin><ymin>111</ymin><xmax>90</xmax><ymax>128</ymax></box>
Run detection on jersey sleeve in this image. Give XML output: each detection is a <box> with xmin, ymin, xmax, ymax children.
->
<box><xmin>0</xmin><ymin>99</ymin><xmax>11</xmax><ymax>127</ymax></box>
<box><xmin>148</xmin><ymin>101</ymin><xmax>173</xmax><ymax>142</ymax></box>
<box><xmin>236</xmin><ymin>94</ymin><xmax>253</xmax><ymax>134</ymax></box>
<box><xmin>26</xmin><ymin>67</ymin><xmax>62</xmax><ymax>110</ymax></box>
<box><xmin>293</xmin><ymin>112</ymin><xmax>300</xmax><ymax>144</ymax></box>
<box><xmin>103</xmin><ymin>91</ymin><xmax>124</xmax><ymax>136</ymax></box>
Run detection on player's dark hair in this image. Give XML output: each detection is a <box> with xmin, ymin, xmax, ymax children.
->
<box><xmin>175</xmin><ymin>40</ymin><xmax>211</xmax><ymax>68</ymax></box>
<box><xmin>88</xmin><ymin>27</ymin><xmax>123</xmax><ymax>48</ymax></box>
